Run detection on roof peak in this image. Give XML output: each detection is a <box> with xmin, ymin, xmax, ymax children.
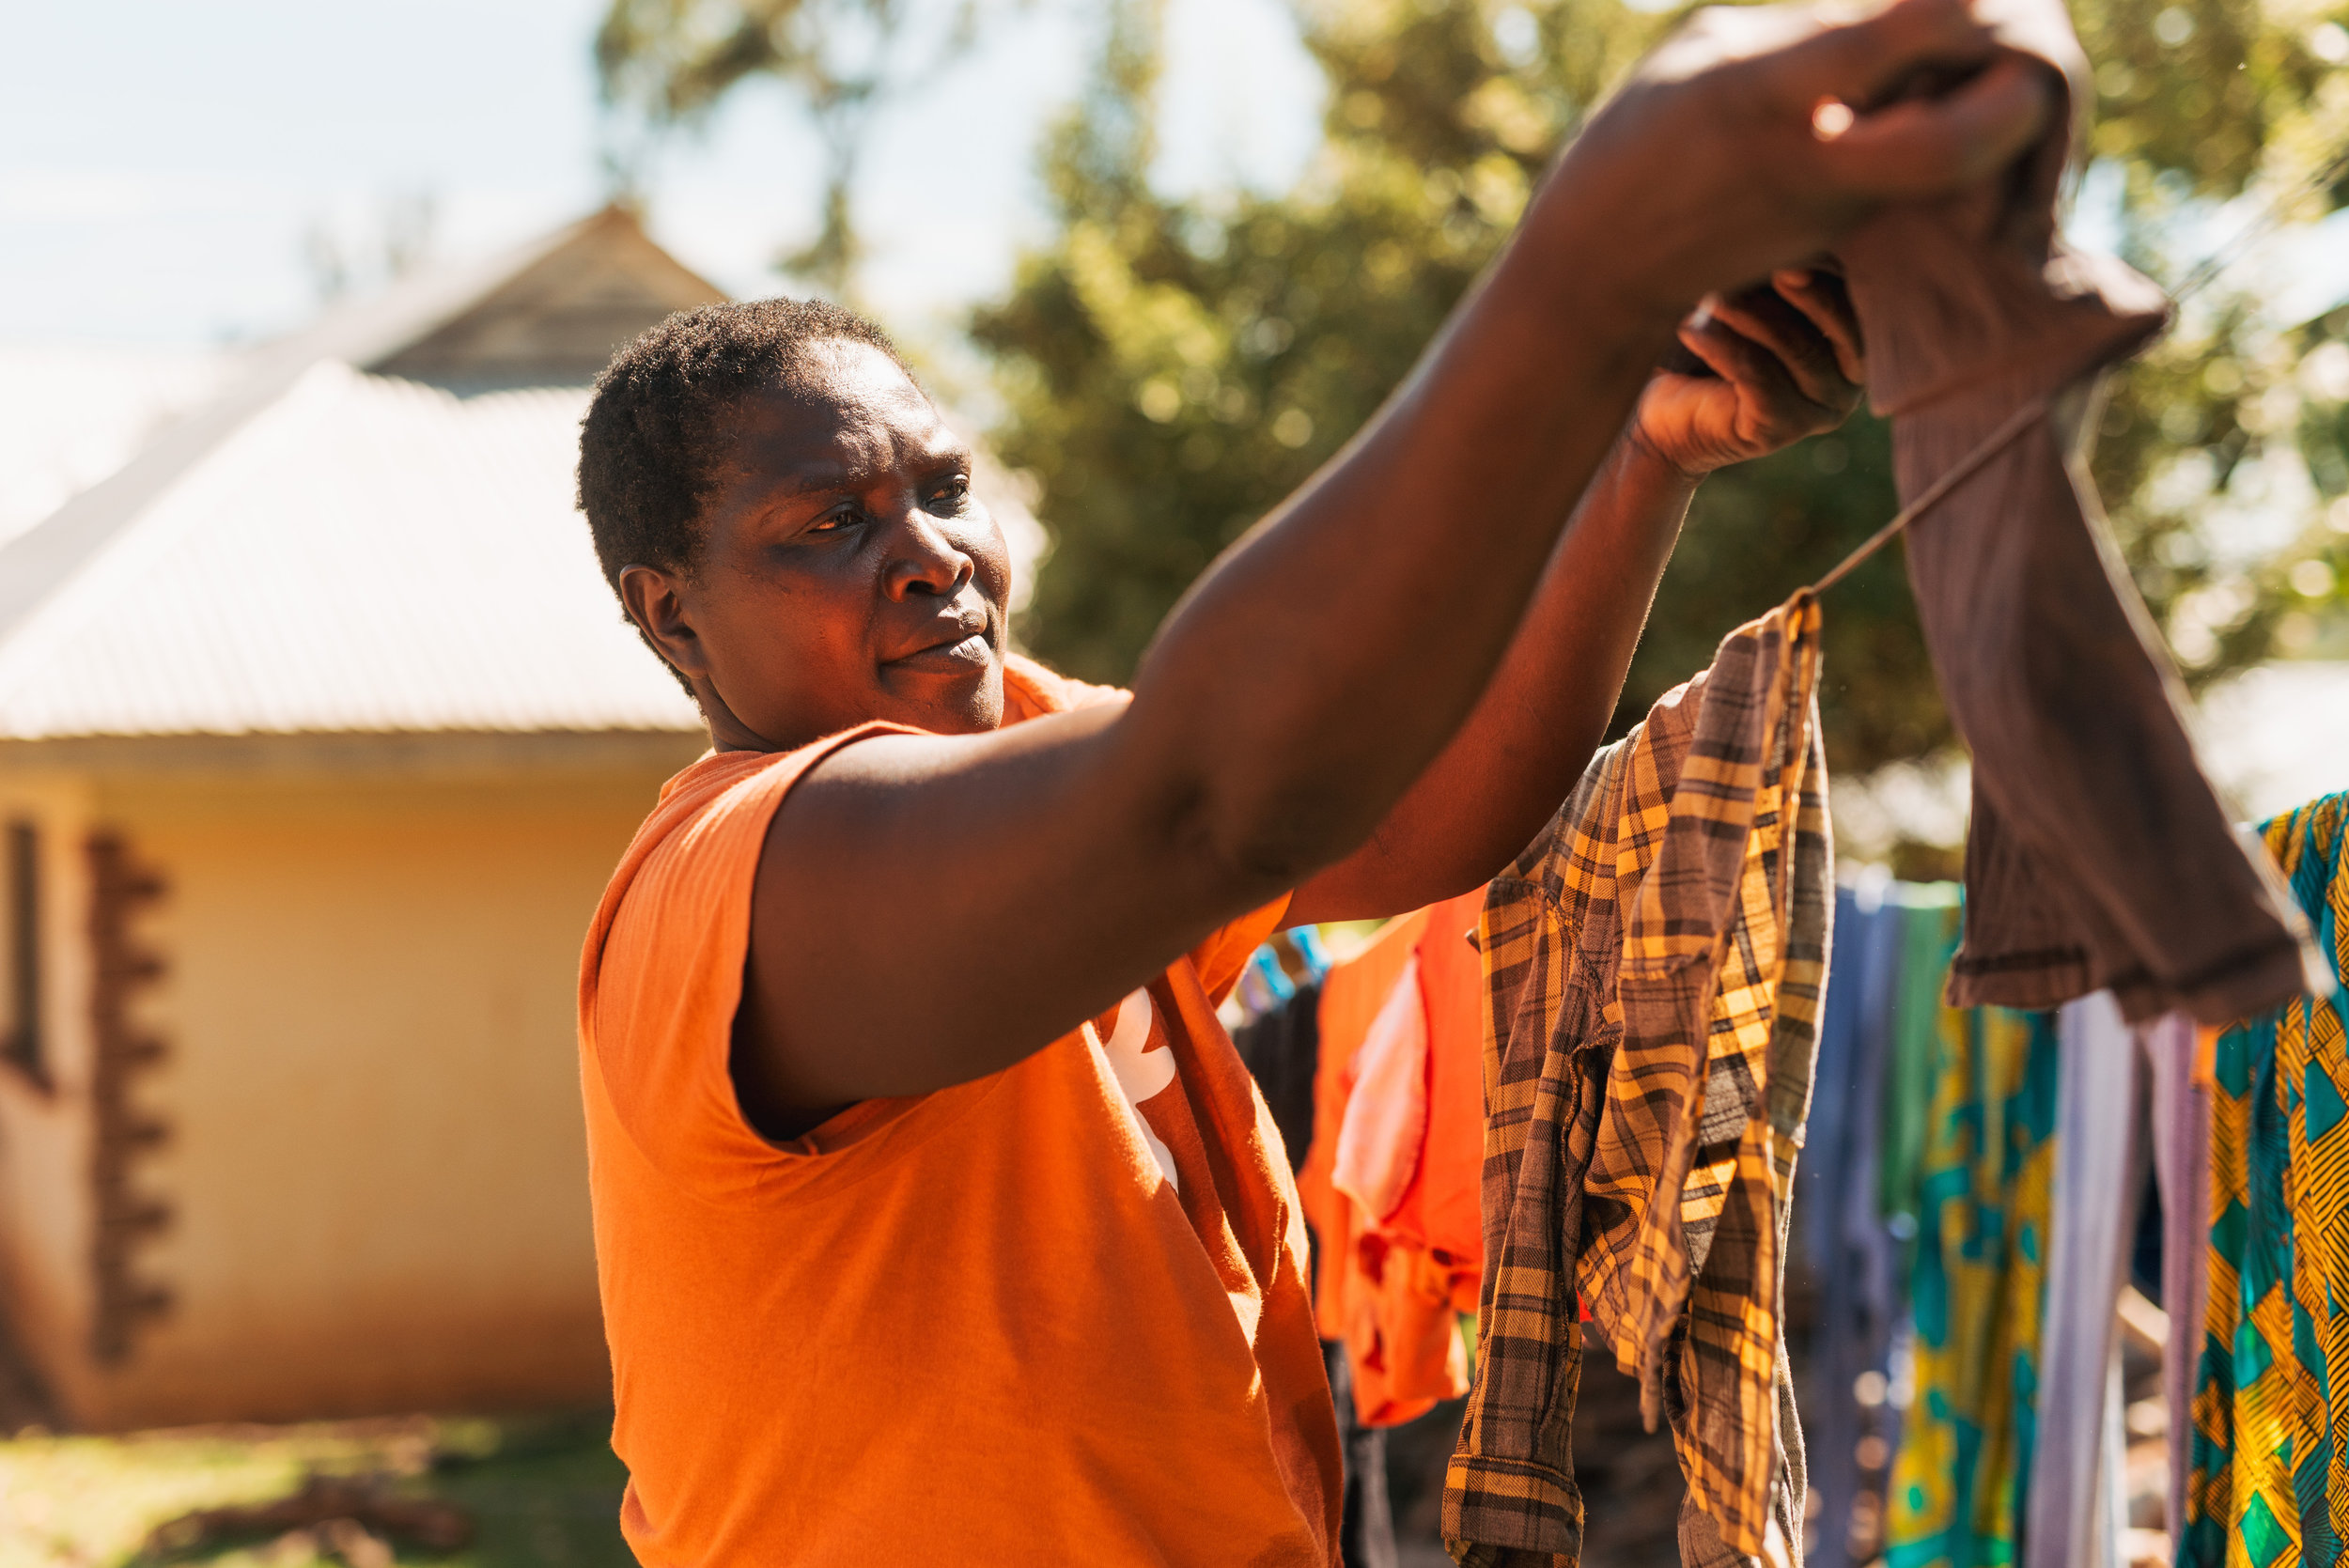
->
<box><xmin>0</xmin><ymin>208</ymin><xmax>727</xmax><ymax>661</ymax></box>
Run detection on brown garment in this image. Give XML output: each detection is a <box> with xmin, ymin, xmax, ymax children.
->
<box><xmin>1443</xmin><ymin>595</ymin><xmax>1827</xmax><ymax>1567</ymax></box>
<box><xmin>1836</xmin><ymin>0</ymin><xmax>2323</xmax><ymax>1025</ymax></box>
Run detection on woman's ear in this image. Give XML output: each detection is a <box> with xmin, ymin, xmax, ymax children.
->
<box><xmin>618</xmin><ymin>564</ymin><xmax>708</xmax><ymax>681</ymax></box>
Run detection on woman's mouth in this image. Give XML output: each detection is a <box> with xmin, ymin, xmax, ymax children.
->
<box><xmin>886</xmin><ymin>630</ymin><xmax>992</xmax><ymax>674</ymax></box>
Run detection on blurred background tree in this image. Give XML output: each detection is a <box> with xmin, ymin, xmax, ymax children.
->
<box><xmin>595</xmin><ymin>0</ymin><xmax>1016</xmax><ymax>294</ymax></box>
<box><xmin>977</xmin><ymin>0</ymin><xmax>2349</xmax><ymax>775</ymax></box>
<box><xmin>602</xmin><ymin>0</ymin><xmax>2349</xmax><ymax>777</ymax></box>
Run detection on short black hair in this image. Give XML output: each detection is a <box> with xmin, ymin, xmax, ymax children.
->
<box><xmin>576</xmin><ymin>295</ymin><xmax>910</xmax><ymax>599</ymax></box>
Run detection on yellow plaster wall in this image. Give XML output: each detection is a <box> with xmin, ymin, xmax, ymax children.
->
<box><xmin>27</xmin><ymin>750</ymin><xmax>691</xmax><ymax>1428</ymax></box>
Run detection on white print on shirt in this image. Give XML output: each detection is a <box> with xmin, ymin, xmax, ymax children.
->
<box><xmin>1101</xmin><ymin>987</ymin><xmax>1181</xmax><ymax>1193</ymax></box>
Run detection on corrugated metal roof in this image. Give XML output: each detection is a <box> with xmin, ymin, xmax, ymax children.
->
<box><xmin>0</xmin><ymin>363</ymin><xmax>701</xmax><ymax>738</ymax></box>
<box><xmin>0</xmin><ymin>215</ymin><xmax>633</xmax><ymax>654</ymax></box>
<box><xmin>0</xmin><ymin>208</ymin><xmax>1041</xmax><ymax>744</ymax></box>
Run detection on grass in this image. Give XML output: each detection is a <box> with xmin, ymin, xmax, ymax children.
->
<box><xmin>0</xmin><ymin>1413</ymin><xmax>630</xmax><ymax>1567</ymax></box>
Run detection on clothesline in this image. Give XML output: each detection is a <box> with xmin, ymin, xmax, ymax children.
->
<box><xmin>2168</xmin><ymin>135</ymin><xmax>2349</xmax><ymax>304</ymax></box>
<box><xmin>1807</xmin><ymin>395</ymin><xmax>2051</xmax><ymax>594</ymax></box>
<box><xmin>1252</xmin><ymin>791</ymin><xmax>2343</xmax><ymax>1567</ymax></box>
<box><xmin>1807</xmin><ymin>131</ymin><xmax>2349</xmax><ymax>598</ymax></box>
<box><xmin>1238</xmin><ymin>121</ymin><xmax>2349</xmax><ymax>1567</ymax></box>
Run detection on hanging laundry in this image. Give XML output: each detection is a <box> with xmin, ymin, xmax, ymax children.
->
<box><xmin>2183</xmin><ymin>790</ymin><xmax>2349</xmax><ymax>1568</ymax></box>
<box><xmin>1334</xmin><ymin>953</ymin><xmax>1431</xmax><ymax>1225</ymax></box>
<box><xmin>1443</xmin><ymin>592</ymin><xmax>1828</xmax><ymax>1568</ymax></box>
<box><xmin>1802</xmin><ymin>879</ymin><xmax>1911</xmax><ymax>1568</ymax></box>
<box><xmin>1306</xmin><ymin>910</ymin><xmax>1427</xmax><ymax>1337</ymax></box>
<box><xmin>1233</xmin><ymin>978</ymin><xmax>1322</xmax><ymax>1175</ymax></box>
<box><xmin>1324</xmin><ymin>1336</ymin><xmax>1402</xmax><ymax>1568</ymax></box>
<box><xmin>1306</xmin><ymin>911</ymin><xmax>1437</xmax><ymax>1429</ymax></box>
<box><xmin>1835</xmin><ymin>0</ymin><xmax>2320</xmax><ymax>1025</ymax></box>
<box><xmin>1303</xmin><ymin>907</ymin><xmax>1470</xmax><ymax>1428</ymax></box>
<box><xmin>1798</xmin><ymin>881</ymin><xmax>1892</xmax><ymax>1279</ymax></box>
<box><xmin>1237</xmin><ymin>942</ymin><xmax>1299</xmax><ymax>1021</ymax></box>
<box><xmin>2139</xmin><ymin>1010</ymin><xmax>2208</xmax><ymax>1548</ymax></box>
<box><xmin>1237</xmin><ymin>978</ymin><xmax>1397</xmax><ymax>1567</ymax></box>
<box><xmin>1879</xmin><ymin>889</ymin><xmax>1963</xmax><ymax>1273</ymax></box>
<box><xmin>1883</xmin><ymin>1004</ymin><xmax>2060</xmax><ymax>1568</ymax></box>
<box><xmin>2025</xmin><ymin>991</ymin><xmax>2145</xmax><ymax>1568</ymax></box>
<box><xmin>1291</xmin><ymin>924</ymin><xmax>1334</xmax><ymax>981</ymax></box>
<box><xmin>1362</xmin><ymin>893</ymin><xmax>1487</xmax><ymax>1320</ymax></box>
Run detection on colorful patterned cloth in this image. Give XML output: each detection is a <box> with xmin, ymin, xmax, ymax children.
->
<box><xmin>2184</xmin><ymin>791</ymin><xmax>2349</xmax><ymax>1568</ymax></box>
<box><xmin>1884</xmin><ymin>1000</ymin><xmax>2061</xmax><ymax>1568</ymax></box>
<box><xmin>1444</xmin><ymin>593</ymin><xmax>1828</xmax><ymax>1567</ymax></box>
<box><xmin>1881</xmin><ymin>888</ymin><xmax>1965</xmax><ymax>1274</ymax></box>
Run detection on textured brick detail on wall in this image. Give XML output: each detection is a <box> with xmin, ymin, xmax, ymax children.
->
<box><xmin>86</xmin><ymin>831</ymin><xmax>171</xmax><ymax>1365</ymax></box>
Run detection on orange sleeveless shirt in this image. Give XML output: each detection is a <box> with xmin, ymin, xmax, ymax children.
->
<box><xmin>577</xmin><ymin>659</ymin><xmax>1340</xmax><ymax>1564</ymax></box>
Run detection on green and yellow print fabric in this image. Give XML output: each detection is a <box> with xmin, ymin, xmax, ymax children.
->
<box><xmin>1885</xmin><ymin>968</ymin><xmax>2061</xmax><ymax>1568</ymax></box>
<box><xmin>2186</xmin><ymin>791</ymin><xmax>2349</xmax><ymax>1568</ymax></box>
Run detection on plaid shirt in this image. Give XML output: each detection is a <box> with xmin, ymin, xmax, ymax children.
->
<box><xmin>1444</xmin><ymin>594</ymin><xmax>1830</xmax><ymax>1567</ymax></box>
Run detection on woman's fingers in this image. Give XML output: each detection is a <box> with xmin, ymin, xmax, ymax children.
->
<box><xmin>1677</xmin><ymin>310</ymin><xmax>1807</xmax><ymax>417</ymax></box>
<box><xmin>1813</xmin><ymin>54</ymin><xmax>2053</xmax><ymax>199</ymax></box>
<box><xmin>1577</xmin><ymin>0</ymin><xmax>2057</xmax><ymax>317</ymax></box>
<box><xmin>1787</xmin><ymin>0</ymin><xmax>1997</xmax><ymax>101</ymax></box>
<box><xmin>1771</xmin><ymin>267</ymin><xmax>1867</xmax><ymax>385</ymax></box>
<box><xmin>1707</xmin><ymin>284</ymin><xmax>1859</xmax><ymax>411</ymax></box>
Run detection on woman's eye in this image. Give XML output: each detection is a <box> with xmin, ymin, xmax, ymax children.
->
<box><xmin>932</xmin><ymin>476</ymin><xmax>972</xmax><ymax>509</ymax></box>
<box><xmin>810</xmin><ymin>507</ymin><xmax>858</xmax><ymax>534</ymax></box>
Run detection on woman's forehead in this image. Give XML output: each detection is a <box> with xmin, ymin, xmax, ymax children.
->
<box><xmin>723</xmin><ymin>351</ymin><xmax>963</xmax><ymax>487</ymax></box>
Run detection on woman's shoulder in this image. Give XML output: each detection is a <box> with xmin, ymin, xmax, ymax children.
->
<box><xmin>1001</xmin><ymin>652</ymin><xmax>1128</xmax><ymax>723</ymax></box>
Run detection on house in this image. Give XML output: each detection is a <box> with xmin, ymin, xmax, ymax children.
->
<box><xmin>0</xmin><ymin>208</ymin><xmax>740</xmax><ymax>1428</ymax></box>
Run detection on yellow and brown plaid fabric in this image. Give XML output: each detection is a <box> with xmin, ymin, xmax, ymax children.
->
<box><xmin>1443</xmin><ymin>594</ymin><xmax>1829</xmax><ymax>1568</ymax></box>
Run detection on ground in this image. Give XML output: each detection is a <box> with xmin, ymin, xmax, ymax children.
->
<box><xmin>0</xmin><ymin>1414</ymin><xmax>630</xmax><ymax>1568</ymax></box>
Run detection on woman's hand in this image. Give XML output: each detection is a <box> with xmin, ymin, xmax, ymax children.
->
<box><xmin>732</xmin><ymin>0</ymin><xmax>2058</xmax><ymax>1108</ymax></box>
<box><xmin>1530</xmin><ymin>0</ymin><xmax>2053</xmax><ymax>318</ymax></box>
<box><xmin>1630</xmin><ymin>267</ymin><xmax>1866</xmax><ymax>478</ymax></box>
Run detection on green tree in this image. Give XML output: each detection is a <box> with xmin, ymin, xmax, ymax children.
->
<box><xmin>595</xmin><ymin>0</ymin><xmax>1012</xmax><ymax>294</ymax></box>
<box><xmin>594</xmin><ymin>0</ymin><xmax>2349</xmax><ymax>767</ymax></box>
<box><xmin>973</xmin><ymin>0</ymin><xmax>2349</xmax><ymax>773</ymax></box>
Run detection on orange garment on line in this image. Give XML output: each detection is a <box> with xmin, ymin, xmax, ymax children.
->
<box><xmin>1302</xmin><ymin>908</ymin><xmax>1426</xmax><ymax>1341</ymax></box>
<box><xmin>1332</xmin><ymin>952</ymin><xmax>1430</xmax><ymax>1222</ymax></box>
<box><xmin>1384</xmin><ymin>893</ymin><xmax>1488</xmax><ymax>1311</ymax></box>
<box><xmin>1300</xmin><ymin>891</ymin><xmax>1486</xmax><ymax>1427</ymax></box>
<box><xmin>577</xmin><ymin>657</ymin><xmax>1341</xmax><ymax>1567</ymax></box>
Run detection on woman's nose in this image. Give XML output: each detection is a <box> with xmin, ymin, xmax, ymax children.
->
<box><xmin>883</xmin><ymin>508</ymin><xmax>975</xmax><ymax>601</ymax></box>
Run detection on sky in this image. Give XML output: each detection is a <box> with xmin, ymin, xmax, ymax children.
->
<box><xmin>14</xmin><ymin>2</ymin><xmax>2349</xmax><ymax>352</ymax></box>
<box><xmin>0</xmin><ymin>0</ymin><xmax>1325</xmax><ymax>350</ymax></box>
<box><xmin>10</xmin><ymin>0</ymin><xmax>2349</xmax><ymax>539</ymax></box>
<box><xmin>0</xmin><ymin>0</ymin><xmax>1323</xmax><ymax>537</ymax></box>
<box><xmin>5</xmin><ymin>0</ymin><xmax>2346</xmax><ymax>800</ymax></box>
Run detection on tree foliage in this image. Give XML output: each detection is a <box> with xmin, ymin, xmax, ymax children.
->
<box><xmin>595</xmin><ymin>0</ymin><xmax>1007</xmax><ymax>292</ymax></box>
<box><xmin>973</xmin><ymin>0</ymin><xmax>2349</xmax><ymax>772</ymax></box>
<box><xmin>592</xmin><ymin>0</ymin><xmax>2349</xmax><ymax>769</ymax></box>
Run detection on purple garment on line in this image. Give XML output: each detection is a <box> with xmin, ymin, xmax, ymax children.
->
<box><xmin>2025</xmin><ymin>991</ymin><xmax>2145</xmax><ymax>1568</ymax></box>
<box><xmin>1799</xmin><ymin>881</ymin><xmax>1908</xmax><ymax>1568</ymax></box>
